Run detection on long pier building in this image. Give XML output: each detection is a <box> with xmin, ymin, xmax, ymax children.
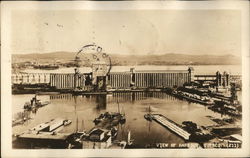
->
<box><xmin>11</xmin><ymin>66</ymin><xmax>239</xmax><ymax>92</ymax></box>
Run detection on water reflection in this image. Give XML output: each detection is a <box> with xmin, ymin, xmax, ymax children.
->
<box><xmin>49</xmin><ymin>92</ymin><xmax>178</xmax><ymax>103</ymax></box>
<box><xmin>13</xmin><ymin>92</ymin><xmax>224</xmax><ymax>148</ymax></box>
<box><xmin>96</xmin><ymin>95</ymin><xmax>107</xmax><ymax>110</ymax></box>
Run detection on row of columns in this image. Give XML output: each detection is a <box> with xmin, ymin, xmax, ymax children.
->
<box><xmin>50</xmin><ymin>74</ymin><xmax>86</xmax><ymax>89</ymax></box>
<box><xmin>109</xmin><ymin>73</ymin><xmax>131</xmax><ymax>88</ymax></box>
<box><xmin>12</xmin><ymin>68</ymin><xmax>194</xmax><ymax>90</ymax></box>
<box><xmin>134</xmin><ymin>72</ymin><xmax>189</xmax><ymax>88</ymax></box>
<box><xmin>111</xmin><ymin>92</ymin><xmax>177</xmax><ymax>102</ymax></box>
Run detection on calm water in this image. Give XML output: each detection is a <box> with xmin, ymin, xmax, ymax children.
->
<box><xmin>13</xmin><ymin>65</ymin><xmax>242</xmax><ymax>148</ymax></box>
<box><xmin>22</xmin><ymin>65</ymin><xmax>242</xmax><ymax>75</ymax></box>
<box><xmin>13</xmin><ymin>92</ymin><xmax>227</xmax><ymax>148</ymax></box>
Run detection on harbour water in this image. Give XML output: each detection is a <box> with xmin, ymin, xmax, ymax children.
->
<box><xmin>12</xmin><ymin>65</ymin><xmax>242</xmax><ymax>148</ymax></box>
<box><xmin>13</xmin><ymin>92</ymin><xmax>240</xmax><ymax>148</ymax></box>
<box><xmin>21</xmin><ymin>65</ymin><xmax>242</xmax><ymax>75</ymax></box>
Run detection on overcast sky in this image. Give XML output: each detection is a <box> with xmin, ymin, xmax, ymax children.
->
<box><xmin>11</xmin><ymin>9</ymin><xmax>241</xmax><ymax>56</ymax></box>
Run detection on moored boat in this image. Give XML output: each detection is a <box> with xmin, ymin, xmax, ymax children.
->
<box><xmin>23</xmin><ymin>95</ymin><xmax>50</xmax><ymax>110</ymax></box>
<box><xmin>172</xmin><ymin>88</ymin><xmax>214</xmax><ymax>105</ymax></box>
<box><xmin>93</xmin><ymin>112</ymin><xmax>126</xmax><ymax>127</ymax></box>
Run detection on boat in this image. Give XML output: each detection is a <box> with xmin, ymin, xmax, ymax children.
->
<box><xmin>93</xmin><ymin>102</ymin><xmax>126</xmax><ymax>127</ymax></box>
<box><xmin>144</xmin><ymin>106</ymin><xmax>153</xmax><ymax>121</ymax></box>
<box><xmin>93</xmin><ymin>112</ymin><xmax>126</xmax><ymax>127</ymax></box>
<box><xmin>172</xmin><ymin>88</ymin><xmax>214</xmax><ymax>105</ymax></box>
<box><xmin>144</xmin><ymin>113</ymin><xmax>153</xmax><ymax>121</ymax></box>
<box><xmin>63</xmin><ymin>119</ymin><xmax>72</xmax><ymax>126</ymax></box>
<box><xmin>33</xmin><ymin>64</ymin><xmax>59</xmax><ymax>70</ymax></box>
<box><xmin>144</xmin><ymin>113</ymin><xmax>191</xmax><ymax>140</ymax></box>
<box><xmin>23</xmin><ymin>101</ymin><xmax>50</xmax><ymax>110</ymax></box>
<box><xmin>182</xmin><ymin>121</ymin><xmax>214</xmax><ymax>142</ymax></box>
<box><xmin>23</xmin><ymin>95</ymin><xmax>50</xmax><ymax>110</ymax></box>
<box><xmin>208</xmin><ymin>100</ymin><xmax>242</xmax><ymax>117</ymax></box>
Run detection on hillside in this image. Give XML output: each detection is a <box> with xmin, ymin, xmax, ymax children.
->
<box><xmin>12</xmin><ymin>52</ymin><xmax>241</xmax><ymax>65</ymax></box>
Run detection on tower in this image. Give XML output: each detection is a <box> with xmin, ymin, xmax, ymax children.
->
<box><xmin>92</xmin><ymin>61</ymin><xmax>108</xmax><ymax>90</ymax></box>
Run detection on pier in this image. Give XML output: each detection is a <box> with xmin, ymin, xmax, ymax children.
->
<box><xmin>145</xmin><ymin>114</ymin><xmax>191</xmax><ymax>140</ymax></box>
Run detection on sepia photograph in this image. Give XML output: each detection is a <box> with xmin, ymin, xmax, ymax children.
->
<box><xmin>1</xmin><ymin>1</ymin><xmax>249</xmax><ymax>157</ymax></box>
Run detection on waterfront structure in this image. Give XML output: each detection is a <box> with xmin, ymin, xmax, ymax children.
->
<box><xmin>11</xmin><ymin>67</ymin><xmax>240</xmax><ymax>92</ymax></box>
<box><xmin>15</xmin><ymin>118</ymin><xmax>72</xmax><ymax>148</ymax></box>
<box><xmin>11</xmin><ymin>67</ymin><xmax>194</xmax><ymax>90</ymax></box>
<box><xmin>145</xmin><ymin>114</ymin><xmax>191</xmax><ymax>140</ymax></box>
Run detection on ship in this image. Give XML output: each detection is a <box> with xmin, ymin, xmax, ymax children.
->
<box><xmin>144</xmin><ymin>113</ymin><xmax>191</xmax><ymax>140</ymax></box>
<box><xmin>23</xmin><ymin>95</ymin><xmax>50</xmax><ymax>110</ymax></box>
<box><xmin>172</xmin><ymin>87</ymin><xmax>214</xmax><ymax>105</ymax></box>
<box><xmin>93</xmin><ymin>112</ymin><xmax>126</xmax><ymax>127</ymax></box>
<box><xmin>93</xmin><ymin>102</ymin><xmax>126</xmax><ymax>128</ymax></box>
<box><xmin>33</xmin><ymin>64</ymin><xmax>59</xmax><ymax>70</ymax></box>
<box><xmin>208</xmin><ymin>100</ymin><xmax>242</xmax><ymax>117</ymax></box>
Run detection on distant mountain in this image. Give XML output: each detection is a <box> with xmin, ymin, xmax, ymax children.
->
<box><xmin>12</xmin><ymin>52</ymin><xmax>241</xmax><ymax>65</ymax></box>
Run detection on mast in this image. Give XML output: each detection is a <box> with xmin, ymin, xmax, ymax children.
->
<box><xmin>117</xmin><ymin>100</ymin><xmax>120</xmax><ymax>113</ymax></box>
<box><xmin>74</xmin><ymin>95</ymin><xmax>78</xmax><ymax>133</ymax></box>
<box><xmin>76</xmin><ymin>117</ymin><xmax>79</xmax><ymax>132</ymax></box>
<box><xmin>81</xmin><ymin>120</ymin><xmax>84</xmax><ymax>132</ymax></box>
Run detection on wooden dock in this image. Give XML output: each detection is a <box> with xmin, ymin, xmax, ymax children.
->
<box><xmin>149</xmin><ymin>114</ymin><xmax>191</xmax><ymax>140</ymax></box>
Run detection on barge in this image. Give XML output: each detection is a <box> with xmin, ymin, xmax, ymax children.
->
<box><xmin>14</xmin><ymin>118</ymin><xmax>72</xmax><ymax>148</ymax></box>
<box><xmin>94</xmin><ymin>112</ymin><xmax>126</xmax><ymax>129</ymax></box>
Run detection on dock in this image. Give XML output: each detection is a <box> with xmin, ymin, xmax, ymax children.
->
<box><xmin>18</xmin><ymin>132</ymin><xmax>71</xmax><ymax>140</ymax></box>
<box><xmin>146</xmin><ymin>114</ymin><xmax>191</xmax><ymax>140</ymax></box>
<box><xmin>16</xmin><ymin>118</ymin><xmax>72</xmax><ymax>141</ymax></box>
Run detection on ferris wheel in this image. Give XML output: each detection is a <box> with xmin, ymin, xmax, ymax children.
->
<box><xmin>74</xmin><ymin>44</ymin><xmax>112</xmax><ymax>75</ymax></box>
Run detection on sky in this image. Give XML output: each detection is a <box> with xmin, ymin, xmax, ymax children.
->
<box><xmin>11</xmin><ymin>9</ymin><xmax>241</xmax><ymax>56</ymax></box>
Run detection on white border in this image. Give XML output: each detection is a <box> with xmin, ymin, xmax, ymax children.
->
<box><xmin>1</xmin><ymin>1</ymin><xmax>249</xmax><ymax>157</ymax></box>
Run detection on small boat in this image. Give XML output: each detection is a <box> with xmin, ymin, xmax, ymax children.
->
<box><xmin>94</xmin><ymin>102</ymin><xmax>126</xmax><ymax>126</ymax></box>
<box><xmin>144</xmin><ymin>106</ymin><xmax>153</xmax><ymax>121</ymax></box>
<box><xmin>63</xmin><ymin>119</ymin><xmax>72</xmax><ymax>126</ymax></box>
<box><xmin>93</xmin><ymin>112</ymin><xmax>126</xmax><ymax>125</ymax></box>
<box><xmin>23</xmin><ymin>95</ymin><xmax>50</xmax><ymax>110</ymax></box>
<box><xmin>144</xmin><ymin>114</ymin><xmax>153</xmax><ymax>121</ymax></box>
